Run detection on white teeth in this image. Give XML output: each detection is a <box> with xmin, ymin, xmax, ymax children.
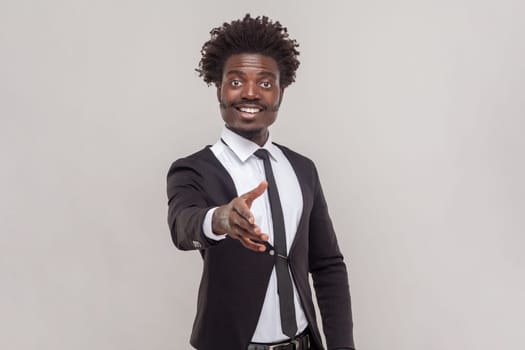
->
<box><xmin>239</xmin><ymin>107</ymin><xmax>261</xmax><ymax>113</ymax></box>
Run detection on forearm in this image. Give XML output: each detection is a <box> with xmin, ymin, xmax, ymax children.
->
<box><xmin>311</xmin><ymin>258</ymin><xmax>354</xmax><ymax>349</ymax></box>
<box><xmin>167</xmin><ymin>160</ymin><xmax>221</xmax><ymax>251</ymax></box>
<box><xmin>168</xmin><ymin>202</ymin><xmax>219</xmax><ymax>250</ymax></box>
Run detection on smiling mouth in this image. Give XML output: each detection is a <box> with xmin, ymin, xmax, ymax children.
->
<box><xmin>236</xmin><ymin>106</ymin><xmax>263</xmax><ymax>114</ymax></box>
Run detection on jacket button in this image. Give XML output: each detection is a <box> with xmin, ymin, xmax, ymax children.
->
<box><xmin>269</xmin><ymin>250</ymin><xmax>275</xmax><ymax>256</ymax></box>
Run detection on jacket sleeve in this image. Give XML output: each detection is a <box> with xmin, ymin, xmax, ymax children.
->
<box><xmin>166</xmin><ymin>158</ymin><xmax>220</xmax><ymax>251</ymax></box>
<box><xmin>308</xmin><ymin>165</ymin><xmax>356</xmax><ymax>350</ymax></box>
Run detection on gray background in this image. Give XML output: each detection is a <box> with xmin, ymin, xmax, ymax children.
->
<box><xmin>1</xmin><ymin>0</ymin><xmax>524</xmax><ymax>349</ymax></box>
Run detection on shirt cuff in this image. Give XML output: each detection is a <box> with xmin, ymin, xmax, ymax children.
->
<box><xmin>202</xmin><ymin>207</ymin><xmax>227</xmax><ymax>241</ymax></box>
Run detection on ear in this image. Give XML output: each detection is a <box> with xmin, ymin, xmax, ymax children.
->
<box><xmin>277</xmin><ymin>87</ymin><xmax>285</xmax><ymax>106</ymax></box>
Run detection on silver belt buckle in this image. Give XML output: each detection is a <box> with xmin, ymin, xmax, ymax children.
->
<box><xmin>267</xmin><ymin>338</ymin><xmax>300</xmax><ymax>350</ymax></box>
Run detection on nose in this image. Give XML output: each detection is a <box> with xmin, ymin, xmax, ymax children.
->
<box><xmin>241</xmin><ymin>81</ymin><xmax>259</xmax><ymax>100</ymax></box>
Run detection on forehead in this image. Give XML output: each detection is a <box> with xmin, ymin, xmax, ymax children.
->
<box><xmin>223</xmin><ymin>53</ymin><xmax>280</xmax><ymax>78</ymax></box>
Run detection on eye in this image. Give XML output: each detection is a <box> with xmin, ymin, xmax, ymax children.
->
<box><xmin>259</xmin><ymin>81</ymin><xmax>272</xmax><ymax>89</ymax></box>
<box><xmin>230</xmin><ymin>79</ymin><xmax>243</xmax><ymax>87</ymax></box>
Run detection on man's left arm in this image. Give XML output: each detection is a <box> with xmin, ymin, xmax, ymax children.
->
<box><xmin>308</xmin><ymin>165</ymin><xmax>356</xmax><ymax>350</ymax></box>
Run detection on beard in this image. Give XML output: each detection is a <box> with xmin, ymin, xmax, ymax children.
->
<box><xmin>225</xmin><ymin>125</ymin><xmax>268</xmax><ymax>140</ymax></box>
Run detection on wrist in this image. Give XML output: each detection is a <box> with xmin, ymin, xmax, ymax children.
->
<box><xmin>211</xmin><ymin>205</ymin><xmax>229</xmax><ymax>235</ymax></box>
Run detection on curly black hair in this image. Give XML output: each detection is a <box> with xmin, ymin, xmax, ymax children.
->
<box><xmin>197</xmin><ymin>14</ymin><xmax>300</xmax><ymax>88</ymax></box>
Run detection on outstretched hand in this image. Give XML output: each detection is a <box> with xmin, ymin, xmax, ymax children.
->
<box><xmin>212</xmin><ymin>181</ymin><xmax>269</xmax><ymax>252</ymax></box>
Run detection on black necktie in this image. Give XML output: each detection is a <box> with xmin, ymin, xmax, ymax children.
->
<box><xmin>254</xmin><ymin>149</ymin><xmax>298</xmax><ymax>338</ymax></box>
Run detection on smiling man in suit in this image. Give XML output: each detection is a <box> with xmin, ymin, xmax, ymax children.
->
<box><xmin>167</xmin><ymin>14</ymin><xmax>355</xmax><ymax>350</ymax></box>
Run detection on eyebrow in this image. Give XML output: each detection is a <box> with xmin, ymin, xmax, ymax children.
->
<box><xmin>225</xmin><ymin>70</ymin><xmax>277</xmax><ymax>80</ymax></box>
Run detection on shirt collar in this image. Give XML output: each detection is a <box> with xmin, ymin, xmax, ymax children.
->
<box><xmin>220</xmin><ymin>127</ymin><xmax>278</xmax><ymax>163</ymax></box>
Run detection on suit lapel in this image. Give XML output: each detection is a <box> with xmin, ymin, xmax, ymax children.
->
<box><xmin>274</xmin><ymin>144</ymin><xmax>314</xmax><ymax>256</ymax></box>
<box><xmin>202</xmin><ymin>146</ymin><xmax>238</xmax><ymax>197</ymax></box>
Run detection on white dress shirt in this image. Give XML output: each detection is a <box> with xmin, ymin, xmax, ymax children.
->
<box><xmin>202</xmin><ymin>127</ymin><xmax>308</xmax><ymax>343</ymax></box>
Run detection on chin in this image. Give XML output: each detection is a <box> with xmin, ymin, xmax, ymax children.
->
<box><xmin>236</xmin><ymin>127</ymin><xmax>264</xmax><ymax>137</ymax></box>
<box><xmin>226</xmin><ymin>125</ymin><xmax>265</xmax><ymax>139</ymax></box>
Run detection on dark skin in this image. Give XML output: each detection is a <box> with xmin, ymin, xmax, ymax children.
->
<box><xmin>212</xmin><ymin>53</ymin><xmax>284</xmax><ymax>252</ymax></box>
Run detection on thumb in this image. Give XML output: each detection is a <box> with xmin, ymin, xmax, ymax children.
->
<box><xmin>243</xmin><ymin>181</ymin><xmax>268</xmax><ymax>207</ymax></box>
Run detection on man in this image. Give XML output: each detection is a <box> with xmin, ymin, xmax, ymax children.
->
<box><xmin>167</xmin><ymin>14</ymin><xmax>355</xmax><ymax>350</ymax></box>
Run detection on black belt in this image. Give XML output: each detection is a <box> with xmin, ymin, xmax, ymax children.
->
<box><xmin>247</xmin><ymin>332</ymin><xmax>310</xmax><ymax>350</ymax></box>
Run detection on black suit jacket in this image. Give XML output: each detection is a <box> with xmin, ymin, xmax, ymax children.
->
<box><xmin>167</xmin><ymin>144</ymin><xmax>355</xmax><ymax>350</ymax></box>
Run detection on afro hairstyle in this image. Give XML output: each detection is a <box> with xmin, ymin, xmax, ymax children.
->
<box><xmin>196</xmin><ymin>14</ymin><xmax>300</xmax><ymax>88</ymax></box>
